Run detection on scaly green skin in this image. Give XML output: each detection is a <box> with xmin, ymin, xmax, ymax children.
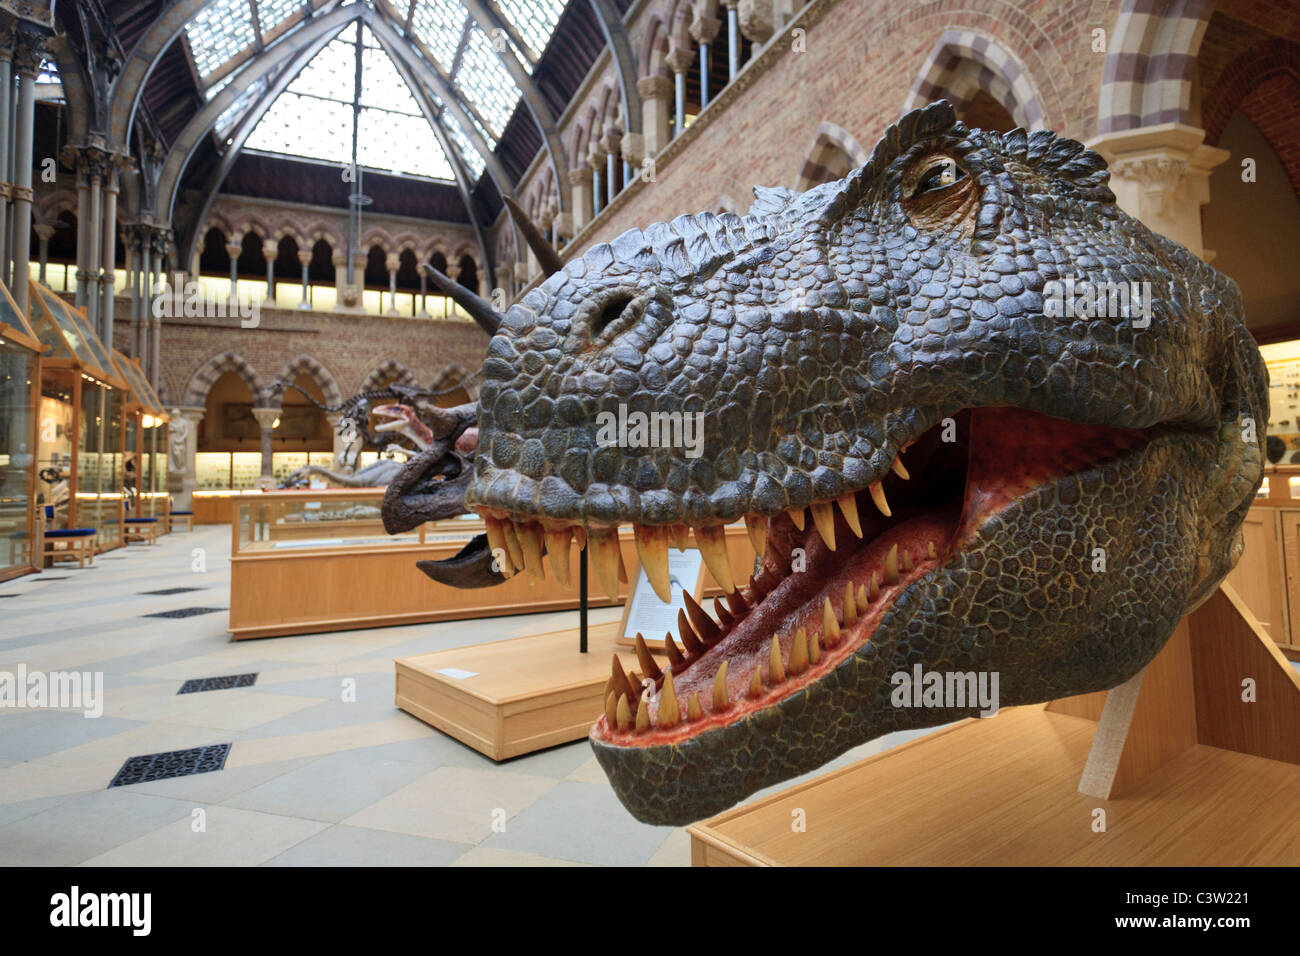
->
<box><xmin>456</xmin><ymin>101</ymin><xmax>1266</xmax><ymax>825</ymax></box>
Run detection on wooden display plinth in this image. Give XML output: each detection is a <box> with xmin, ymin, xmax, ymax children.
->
<box><xmin>689</xmin><ymin>583</ymin><xmax>1300</xmax><ymax>866</ymax></box>
<box><xmin>394</xmin><ymin>620</ymin><xmax>637</xmax><ymax>760</ymax></box>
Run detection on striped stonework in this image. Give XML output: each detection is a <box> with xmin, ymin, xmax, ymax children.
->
<box><xmin>795</xmin><ymin>121</ymin><xmax>871</xmax><ymax>190</ymax></box>
<box><xmin>274</xmin><ymin>354</ymin><xmax>344</xmax><ymax>409</ymax></box>
<box><xmin>182</xmin><ymin>350</ymin><xmax>267</xmax><ymax>407</ymax></box>
<box><xmin>904</xmin><ymin>29</ymin><xmax>1046</xmax><ymax>132</ymax></box>
<box><xmin>359</xmin><ymin>359</ymin><xmax>419</xmax><ymax>394</ymax></box>
<box><xmin>1098</xmin><ymin>0</ymin><xmax>1214</xmax><ymax>134</ymax></box>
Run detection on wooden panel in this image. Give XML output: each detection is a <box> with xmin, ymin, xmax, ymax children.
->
<box><xmin>193</xmin><ymin>495</ymin><xmax>236</xmax><ymax>525</ymax></box>
<box><xmin>1229</xmin><ymin>506</ymin><xmax>1287</xmax><ymax>643</ymax></box>
<box><xmin>229</xmin><ymin>528</ymin><xmax>645</xmax><ymax>639</ymax></box>
<box><xmin>1045</xmin><ymin>690</ymin><xmax>1106</xmax><ymax>721</ymax></box>
<box><xmin>1187</xmin><ymin>585</ymin><xmax>1300</xmax><ymax>765</ymax></box>
<box><xmin>394</xmin><ymin>621</ymin><xmax>636</xmax><ymax>759</ymax></box>
<box><xmin>688</xmin><ymin>704</ymin><xmax>1300</xmax><ymax>866</ymax></box>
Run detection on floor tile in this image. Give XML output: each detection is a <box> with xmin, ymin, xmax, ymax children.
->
<box><xmin>226</xmin><ymin>750</ymin><xmax>432</xmax><ymax>822</ymax></box>
<box><xmin>263</xmin><ymin>825</ymin><xmax>470</xmax><ymax>866</ymax></box>
<box><xmin>79</xmin><ymin>806</ymin><xmax>328</xmax><ymax>866</ymax></box>
<box><xmin>0</xmin><ymin>789</ymin><xmax>195</xmax><ymax>866</ymax></box>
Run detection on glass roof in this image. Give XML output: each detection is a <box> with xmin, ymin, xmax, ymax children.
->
<box><xmin>243</xmin><ymin>23</ymin><xmax>456</xmax><ymax>181</ymax></box>
<box><xmin>182</xmin><ymin>0</ymin><xmax>571</xmax><ymax>184</ymax></box>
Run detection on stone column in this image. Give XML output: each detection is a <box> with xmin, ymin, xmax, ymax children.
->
<box><xmin>724</xmin><ymin>0</ymin><xmax>741</xmax><ymax>82</ymax></box>
<box><xmin>477</xmin><ymin>265</ymin><xmax>490</xmax><ymax>300</ymax></box>
<box><xmin>0</xmin><ymin>39</ymin><xmax>11</xmax><ymax>288</ymax></box>
<box><xmin>418</xmin><ymin>260</ymin><xmax>430</xmax><ymax>317</ymax></box>
<box><xmin>137</xmin><ymin>226</ymin><xmax>153</xmax><ymax>363</ymax></box>
<box><xmin>297</xmin><ymin>249</ymin><xmax>311</xmax><ymax>310</ymax></box>
<box><xmin>150</xmin><ymin>232</ymin><xmax>170</xmax><ymax>391</ymax></box>
<box><xmin>332</xmin><ymin>250</ymin><xmax>347</xmax><ymax>308</ymax></box>
<box><xmin>589</xmin><ymin>150</ymin><xmax>604</xmax><ymax>218</ymax></box>
<box><xmin>385</xmin><ymin>251</ymin><xmax>400</xmax><ymax>315</ymax></box>
<box><xmin>224</xmin><ymin>239</ymin><xmax>242</xmax><ymax>301</ymax></box>
<box><xmin>494</xmin><ymin>263</ymin><xmax>512</xmax><ymax>303</ymax></box>
<box><xmin>189</xmin><ymin>234</ymin><xmax>203</xmax><ymax>280</ymax></box>
<box><xmin>251</xmin><ymin>407</ymin><xmax>280</xmax><ymax>488</ymax></box>
<box><xmin>34</xmin><ymin>221</ymin><xmax>52</xmax><ymax>282</ymax></box>
<box><xmin>122</xmin><ymin>228</ymin><xmax>137</xmax><ymax>355</ymax></box>
<box><xmin>10</xmin><ymin>30</ymin><xmax>40</xmax><ymax>316</ymax></box>
<box><xmin>72</xmin><ymin>152</ymin><xmax>90</xmax><ymax>307</ymax></box>
<box><xmin>262</xmin><ymin>238</ymin><xmax>279</xmax><ymax>301</ymax></box>
<box><xmin>167</xmin><ymin>405</ymin><xmax>205</xmax><ymax>511</ymax></box>
<box><xmin>692</xmin><ymin>12</ymin><xmax>721</xmax><ymax>110</ymax></box>
<box><xmin>99</xmin><ymin>157</ymin><xmax>122</xmax><ymax>348</ymax></box>
<box><xmin>603</xmin><ymin>127</ymin><xmax>622</xmax><ymax>205</ymax></box>
<box><xmin>438</xmin><ymin>262</ymin><xmax>460</xmax><ymax>318</ymax></box>
<box><xmin>83</xmin><ymin>154</ymin><xmax>104</xmax><ymax>330</ymax></box>
<box><xmin>568</xmin><ymin>167</ymin><xmax>593</xmax><ymax>233</ymax></box>
<box><xmin>1086</xmin><ymin>124</ymin><xmax>1229</xmax><ymax>262</ymax></box>
<box><xmin>666</xmin><ymin>44</ymin><xmax>693</xmax><ymax>137</ymax></box>
<box><xmin>636</xmin><ymin>76</ymin><xmax>672</xmax><ymax>158</ymax></box>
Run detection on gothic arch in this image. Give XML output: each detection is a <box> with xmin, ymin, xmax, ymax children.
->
<box><xmin>273</xmin><ymin>354</ymin><xmax>344</xmax><ymax>409</ymax></box>
<box><xmin>182</xmin><ymin>350</ymin><xmax>267</xmax><ymax>407</ymax></box>
<box><xmin>795</xmin><ymin>121</ymin><xmax>871</xmax><ymax>190</ymax></box>
<box><xmin>1098</xmin><ymin>0</ymin><xmax>1215</xmax><ymax>133</ymax></box>
<box><xmin>359</xmin><ymin>359</ymin><xmax>418</xmax><ymax>393</ymax></box>
<box><xmin>904</xmin><ymin>29</ymin><xmax>1048</xmax><ymax>132</ymax></box>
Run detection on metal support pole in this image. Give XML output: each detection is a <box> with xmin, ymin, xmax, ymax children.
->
<box><xmin>728</xmin><ymin>7</ymin><xmax>739</xmax><ymax>82</ymax></box>
<box><xmin>699</xmin><ymin>43</ymin><xmax>710</xmax><ymax>109</ymax></box>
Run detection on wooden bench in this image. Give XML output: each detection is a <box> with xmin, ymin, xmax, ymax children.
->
<box><xmin>124</xmin><ymin>516</ymin><xmax>159</xmax><ymax>545</ymax></box>
<box><xmin>169</xmin><ymin>509</ymin><xmax>194</xmax><ymax>532</ymax></box>
<box><xmin>43</xmin><ymin>528</ymin><xmax>96</xmax><ymax>568</ymax></box>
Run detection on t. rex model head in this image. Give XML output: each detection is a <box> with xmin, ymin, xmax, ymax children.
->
<box><xmin>392</xmin><ymin>101</ymin><xmax>1267</xmax><ymax>825</ymax></box>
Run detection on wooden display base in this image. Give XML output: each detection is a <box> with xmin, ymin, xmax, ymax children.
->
<box><xmin>689</xmin><ymin>584</ymin><xmax>1300</xmax><ymax>866</ymax></box>
<box><xmin>394</xmin><ymin>620</ymin><xmax>641</xmax><ymax>760</ymax></box>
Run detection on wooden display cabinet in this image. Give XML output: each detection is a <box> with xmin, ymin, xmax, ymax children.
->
<box><xmin>1227</xmin><ymin>465</ymin><xmax>1300</xmax><ymax>655</ymax></box>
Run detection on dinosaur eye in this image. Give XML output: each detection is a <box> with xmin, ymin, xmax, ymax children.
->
<box><xmin>912</xmin><ymin>159</ymin><xmax>967</xmax><ymax>198</ymax></box>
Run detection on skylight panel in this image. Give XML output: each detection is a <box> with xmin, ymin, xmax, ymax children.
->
<box><xmin>255</xmin><ymin>0</ymin><xmax>303</xmax><ymax>36</ymax></box>
<box><xmin>410</xmin><ymin>0</ymin><xmax>467</xmax><ymax>68</ymax></box>
<box><xmin>492</xmin><ymin>0</ymin><xmax>566</xmax><ymax>61</ymax></box>
<box><xmin>358</xmin><ymin>108</ymin><xmax>455</xmax><ymax>180</ymax></box>
<box><xmin>214</xmin><ymin>78</ymin><xmax>267</xmax><ymax>138</ymax></box>
<box><xmin>360</xmin><ymin>39</ymin><xmax>422</xmax><ymax>116</ymax></box>
<box><xmin>286</xmin><ymin>26</ymin><xmax>359</xmax><ymax>101</ymax></box>
<box><xmin>454</xmin><ymin>23</ymin><xmax>520</xmax><ymax>139</ymax></box>
<box><xmin>437</xmin><ymin>105</ymin><xmax>485</xmax><ymax>178</ymax></box>
<box><xmin>185</xmin><ymin>0</ymin><xmax>257</xmax><ymax>78</ymax></box>
<box><xmin>244</xmin><ymin>91</ymin><xmax>354</xmax><ymax>164</ymax></box>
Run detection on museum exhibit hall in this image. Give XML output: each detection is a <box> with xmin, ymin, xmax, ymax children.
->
<box><xmin>0</xmin><ymin>0</ymin><xmax>1298</xmax><ymax>896</ymax></box>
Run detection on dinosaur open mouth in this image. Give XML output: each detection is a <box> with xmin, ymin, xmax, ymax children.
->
<box><xmin>475</xmin><ymin>406</ymin><xmax>1149</xmax><ymax>746</ymax></box>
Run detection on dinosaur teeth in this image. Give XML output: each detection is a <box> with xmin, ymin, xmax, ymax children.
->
<box><xmin>657</xmin><ymin>671</ymin><xmax>679</xmax><ymax>728</ymax></box>
<box><xmin>616</xmin><ymin>693</ymin><xmax>632</xmax><ymax>731</ymax></box>
<box><xmin>823</xmin><ymin>597</ymin><xmax>841</xmax><ymax>646</ymax></box>
<box><xmin>843</xmin><ymin>580</ymin><xmax>858</xmax><ymax>626</ymax></box>
<box><xmin>663</xmin><ymin>632</ymin><xmax>685</xmax><ymax>668</ymax></box>
<box><xmin>502</xmin><ymin>521</ymin><xmax>526</xmax><ymax>573</ymax></box>
<box><xmin>714</xmin><ymin>596</ymin><xmax>735</xmax><ymax>629</ymax></box>
<box><xmin>725</xmin><ymin>588</ymin><xmax>749</xmax><ymax>618</ymax></box>
<box><xmin>634</xmin><ymin>525</ymin><xmax>672</xmax><ymax>602</ymax></box>
<box><xmin>809</xmin><ymin>630</ymin><xmax>821</xmax><ymax>665</ymax></box>
<box><xmin>927</xmin><ymin>540</ymin><xmax>937</xmax><ymax>560</ymax></box>
<box><xmin>683</xmin><ymin>590</ymin><xmax>721</xmax><ymax>643</ymax></box>
<box><xmin>901</xmin><ymin>549</ymin><xmax>913</xmax><ymax>573</ymax></box>
<box><xmin>712</xmin><ymin>661</ymin><xmax>729</xmax><ymax>710</ymax></box>
<box><xmin>891</xmin><ymin>455</ymin><xmax>910</xmax><ymax>480</ymax></box>
<box><xmin>788</xmin><ymin>628</ymin><xmax>809</xmax><ymax>675</ymax></box>
<box><xmin>588</xmin><ymin>529</ymin><xmax>623</xmax><ymax>601</ymax></box>
<box><xmin>605</xmin><ymin>690</ymin><xmax>618</xmax><ymax>729</ymax></box>
<box><xmin>788</xmin><ymin>507</ymin><xmax>806</xmax><ymax>531</ymax></box>
<box><xmin>858</xmin><ymin>581</ymin><xmax>869</xmax><ymax>608</ymax></box>
<box><xmin>745</xmin><ymin>513</ymin><xmax>768</xmax><ymax>556</ymax></box>
<box><xmin>677</xmin><ymin>608</ymin><xmax>705</xmax><ymax>655</ymax></box>
<box><xmin>687</xmin><ymin>692</ymin><xmax>702</xmax><ymax>722</ymax></box>
<box><xmin>545</xmin><ymin>528</ymin><xmax>572</xmax><ymax>585</ymax></box>
<box><xmin>810</xmin><ymin>501</ymin><xmax>836</xmax><ymax>551</ymax></box>
<box><xmin>635</xmin><ymin>698</ymin><xmax>650</xmax><ymax>733</ymax></box>
<box><xmin>749</xmin><ymin>667</ymin><xmax>763</xmax><ymax>697</ymax></box>
<box><xmin>484</xmin><ymin>519</ymin><xmax>514</xmax><ymax>577</ymax></box>
<box><xmin>769</xmin><ymin>635</ymin><xmax>786</xmax><ymax>683</ymax></box>
<box><xmin>611</xmin><ymin>654</ymin><xmax>638</xmax><ymax>704</ymax></box>
<box><xmin>838</xmin><ymin>493</ymin><xmax>863</xmax><ymax>538</ymax></box>
<box><xmin>669</xmin><ymin>525</ymin><xmax>690</xmax><ymax>552</ymax></box>
<box><xmin>634</xmin><ymin>633</ymin><xmax>662</xmax><ymax>682</ymax></box>
<box><xmin>869</xmin><ymin>571</ymin><xmax>881</xmax><ymax>601</ymax></box>
<box><xmin>694</xmin><ymin>525</ymin><xmax>735</xmax><ymax>593</ymax></box>
<box><xmin>884</xmin><ymin>544</ymin><xmax>899</xmax><ymax>585</ymax></box>
<box><xmin>869</xmin><ymin>482</ymin><xmax>891</xmax><ymax>517</ymax></box>
<box><xmin>517</xmin><ymin>522</ymin><xmax>545</xmax><ymax>580</ymax></box>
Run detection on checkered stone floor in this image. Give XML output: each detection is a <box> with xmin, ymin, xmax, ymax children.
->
<box><xmin>0</xmin><ymin>525</ymin><xmax>979</xmax><ymax>866</ymax></box>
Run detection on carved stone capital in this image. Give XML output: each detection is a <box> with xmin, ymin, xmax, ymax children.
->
<box><xmin>384</xmin><ymin>252</ymin><xmax>401</xmax><ymax>272</ymax></box>
<box><xmin>737</xmin><ymin>0</ymin><xmax>775</xmax><ymax>44</ymax></box>
<box><xmin>10</xmin><ymin>183</ymin><xmax>32</xmax><ymax>203</ymax></box>
<box><xmin>297</xmin><ymin>250</ymin><xmax>313</xmax><ymax>266</ymax></box>
<box><xmin>665</xmin><ymin>45</ymin><xmax>694</xmax><ymax>75</ymax></box>
<box><xmin>567</xmin><ymin>167</ymin><xmax>593</xmax><ymax>187</ymax></box>
<box><xmin>636</xmin><ymin>74</ymin><xmax>673</xmax><ymax>102</ymax></box>
<box><xmin>690</xmin><ymin>15</ymin><xmax>722</xmax><ymax>45</ymax></box>
<box><xmin>620</xmin><ymin>132</ymin><xmax>646</xmax><ymax>167</ymax></box>
<box><xmin>224</xmin><ymin>242</ymin><xmax>243</xmax><ymax>260</ymax></box>
<box><xmin>11</xmin><ymin>25</ymin><xmax>45</xmax><ymax>76</ymax></box>
<box><xmin>444</xmin><ymin>263</ymin><xmax>461</xmax><ymax>281</ymax></box>
<box><xmin>250</xmin><ymin>408</ymin><xmax>281</xmax><ymax>430</ymax></box>
<box><xmin>261</xmin><ymin>239</ymin><xmax>280</xmax><ymax>259</ymax></box>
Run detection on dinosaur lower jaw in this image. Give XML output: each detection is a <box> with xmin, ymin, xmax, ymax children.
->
<box><xmin>569</xmin><ymin>405</ymin><xmax>1151</xmax><ymax>747</ymax></box>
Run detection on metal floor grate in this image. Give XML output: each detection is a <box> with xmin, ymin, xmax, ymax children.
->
<box><xmin>141</xmin><ymin>587</ymin><xmax>204</xmax><ymax>596</ymax></box>
<box><xmin>109</xmin><ymin>744</ymin><xmax>232</xmax><ymax>787</ymax></box>
<box><xmin>143</xmin><ymin>607</ymin><xmax>226</xmax><ymax>619</ymax></box>
<box><xmin>178</xmin><ymin>673</ymin><xmax>257</xmax><ymax>694</ymax></box>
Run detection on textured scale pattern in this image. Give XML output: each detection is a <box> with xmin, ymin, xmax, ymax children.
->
<box><xmin>464</xmin><ymin>101</ymin><xmax>1267</xmax><ymax>825</ymax></box>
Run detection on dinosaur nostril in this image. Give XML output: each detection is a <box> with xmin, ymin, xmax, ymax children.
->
<box><xmin>591</xmin><ymin>293</ymin><xmax>638</xmax><ymax>339</ymax></box>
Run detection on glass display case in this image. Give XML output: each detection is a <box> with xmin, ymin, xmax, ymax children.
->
<box><xmin>0</xmin><ymin>280</ymin><xmax>40</xmax><ymax>580</ymax></box>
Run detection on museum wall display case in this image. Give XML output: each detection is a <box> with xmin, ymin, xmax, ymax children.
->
<box><xmin>0</xmin><ymin>280</ymin><xmax>41</xmax><ymax>582</ymax></box>
<box><xmin>228</xmin><ymin>488</ymin><xmax>757</xmax><ymax>639</ymax></box>
<box><xmin>28</xmin><ymin>281</ymin><xmax>130</xmax><ymax>553</ymax></box>
<box><xmin>112</xmin><ymin>352</ymin><xmax>170</xmax><ymax>526</ymax></box>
